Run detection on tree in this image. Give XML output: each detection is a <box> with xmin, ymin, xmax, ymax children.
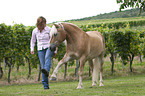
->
<box><xmin>112</xmin><ymin>29</ymin><xmax>140</xmax><ymax>72</ymax></box>
<box><xmin>105</xmin><ymin>29</ymin><xmax>117</xmax><ymax>74</ymax></box>
<box><xmin>117</xmin><ymin>0</ymin><xmax>145</xmax><ymax>13</ymax></box>
<box><xmin>0</xmin><ymin>66</ymin><xmax>3</xmax><ymax>79</ymax></box>
<box><xmin>0</xmin><ymin>23</ymin><xmax>14</xmax><ymax>83</ymax></box>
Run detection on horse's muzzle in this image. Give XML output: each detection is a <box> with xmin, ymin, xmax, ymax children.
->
<box><xmin>49</xmin><ymin>43</ymin><xmax>56</xmax><ymax>51</ymax></box>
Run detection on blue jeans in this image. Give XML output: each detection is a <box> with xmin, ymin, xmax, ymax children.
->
<box><xmin>38</xmin><ymin>48</ymin><xmax>54</xmax><ymax>89</ymax></box>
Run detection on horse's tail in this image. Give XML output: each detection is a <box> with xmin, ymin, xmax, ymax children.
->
<box><xmin>100</xmin><ymin>33</ymin><xmax>105</xmax><ymax>53</ymax></box>
<box><xmin>99</xmin><ymin>32</ymin><xmax>105</xmax><ymax>71</ymax></box>
<box><xmin>92</xmin><ymin>57</ymin><xmax>100</xmax><ymax>85</ymax></box>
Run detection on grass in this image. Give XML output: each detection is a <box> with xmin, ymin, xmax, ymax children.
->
<box><xmin>69</xmin><ymin>16</ymin><xmax>145</xmax><ymax>26</ymax></box>
<box><xmin>1</xmin><ymin>56</ymin><xmax>145</xmax><ymax>84</ymax></box>
<box><xmin>131</xmin><ymin>25</ymin><xmax>145</xmax><ymax>30</ymax></box>
<box><xmin>0</xmin><ymin>74</ymin><xmax>145</xmax><ymax>96</ymax></box>
<box><xmin>0</xmin><ymin>56</ymin><xmax>145</xmax><ymax>96</ymax></box>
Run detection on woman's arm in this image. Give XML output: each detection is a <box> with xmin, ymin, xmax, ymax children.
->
<box><xmin>30</xmin><ymin>30</ymin><xmax>36</xmax><ymax>54</ymax></box>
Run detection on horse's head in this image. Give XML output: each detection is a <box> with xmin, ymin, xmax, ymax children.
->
<box><xmin>49</xmin><ymin>23</ymin><xmax>66</xmax><ymax>51</ymax></box>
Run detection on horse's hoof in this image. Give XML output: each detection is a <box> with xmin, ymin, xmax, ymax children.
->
<box><xmin>92</xmin><ymin>82</ymin><xmax>96</xmax><ymax>86</ymax></box>
<box><xmin>99</xmin><ymin>83</ymin><xmax>104</xmax><ymax>86</ymax></box>
<box><xmin>77</xmin><ymin>86</ymin><xmax>83</xmax><ymax>89</ymax></box>
<box><xmin>92</xmin><ymin>84</ymin><xmax>97</xmax><ymax>86</ymax></box>
<box><xmin>50</xmin><ymin>77</ymin><xmax>57</xmax><ymax>81</ymax></box>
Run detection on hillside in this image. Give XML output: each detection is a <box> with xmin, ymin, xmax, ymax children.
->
<box><xmin>65</xmin><ymin>8</ymin><xmax>145</xmax><ymax>22</ymax></box>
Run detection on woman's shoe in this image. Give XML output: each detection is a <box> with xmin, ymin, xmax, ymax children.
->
<box><xmin>41</xmin><ymin>69</ymin><xmax>49</xmax><ymax>77</ymax></box>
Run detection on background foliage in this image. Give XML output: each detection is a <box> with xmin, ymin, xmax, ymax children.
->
<box><xmin>0</xmin><ymin>8</ymin><xmax>145</xmax><ymax>83</ymax></box>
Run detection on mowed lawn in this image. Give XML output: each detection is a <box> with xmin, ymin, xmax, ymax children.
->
<box><xmin>0</xmin><ymin>74</ymin><xmax>145</xmax><ymax>96</ymax></box>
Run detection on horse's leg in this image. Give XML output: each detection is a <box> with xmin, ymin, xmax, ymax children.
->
<box><xmin>50</xmin><ymin>53</ymin><xmax>71</xmax><ymax>80</ymax></box>
<box><xmin>88</xmin><ymin>60</ymin><xmax>93</xmax><ymax>72</ymax></box>
<box><xmin>99</xmin><ymin>55</ymin><xmax>104</xmax><ymax>86</ymax></box>
<box><xmin>99</xmin><ymin>64</ymin><xmax>104</xmax><ymax>86</ymax></box>
<box><xmin>77</xmin><ymin>56</ymin><xmax>86</xmax><ymax>89</ymax></box>
<box><xmin>92</xmin><ymin>57</ymin><xmax>100</xmax><ymax>86</ymax></box>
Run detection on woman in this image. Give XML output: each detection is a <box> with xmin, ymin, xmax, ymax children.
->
<box><xmin>30</xmin><ymin>16</ymin><xmax>55</xmax><ymax>89</ymax></box>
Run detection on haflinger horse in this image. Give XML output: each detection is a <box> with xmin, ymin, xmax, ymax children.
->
<box><xmin>49</xmin><ymin>22</ymin><xmax>105</xmax><ymax>89</ymax></box>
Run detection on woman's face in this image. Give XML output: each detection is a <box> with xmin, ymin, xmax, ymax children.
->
<box><xmin>37</xmin><ymin>18</ymin><xmax>46</xmax><ymax>32</ymax></box>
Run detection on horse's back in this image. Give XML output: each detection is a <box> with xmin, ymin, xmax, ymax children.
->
<box><xmin>86</xmin><ymin>31</ymin><xmax>105</xmax><ymax>57</ymax></box>
<box><xmin>86</xmin><ymin>31</ymin><xmax>105</xmax><ymax>43</ymax></box>
<box><xmin>86</xmin><ymin>31</ymin><xmax>102</xmax><ymax>39</ymax></box>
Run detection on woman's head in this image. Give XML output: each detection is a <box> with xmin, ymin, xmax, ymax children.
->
<box><xmin>36</xmin><ymin>16</ymin><xmax>46</xmax><ymax>32</ymax></box>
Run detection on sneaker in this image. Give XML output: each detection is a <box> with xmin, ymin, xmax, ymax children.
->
<box><xmin>41</xmin><ymin>69</ymin><xmax>49</xmax><ymax>77</ymax></box>
<box><xmin>44</xmin><ymin>87</ymin><xmax>49</xmax><ymax>89</ymax></box>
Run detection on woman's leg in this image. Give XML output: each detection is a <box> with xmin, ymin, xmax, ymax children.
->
<box><xmin>45</xmin><ymin>48</ymin><xmax>54</xmax><ymax>73</ymax></box>
<box><xmin>38</xmin><ymin>50</ymin><xmax>45</xmax><ymax>69</ymax></box>
<box><xmin>38</xmin><ymin>50</ymin><xmax>49</xmax><ymax>89</ymax></box>
<box><xmin>41</xmin><ymin>48</ymin><xmax>53</xmax><ymax>89</ymax></box>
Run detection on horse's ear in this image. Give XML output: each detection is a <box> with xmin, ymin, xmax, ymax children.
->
<box><xmin>53</xmin><ymin>24</ymin><xmax>59</xmax><ymax>28</ymax></box>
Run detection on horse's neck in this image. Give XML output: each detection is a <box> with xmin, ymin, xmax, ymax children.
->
<box><xmin>63</xmin><ymin>23</ymin><xmax>85</xmax><ymax>42</ymax></box>
<box><xmin>62</xmin><ymin>23</ymin><xmax>88</xmax><ymax>52</ymax></box>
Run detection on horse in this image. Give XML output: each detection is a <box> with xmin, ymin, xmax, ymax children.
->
<box><xmin>49</xmin><ymin>22</ymin><xmax>105</xmax><ymax>89</ymax></box>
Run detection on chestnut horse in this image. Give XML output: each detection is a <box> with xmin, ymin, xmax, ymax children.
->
<box><xmin>49</xmin><ymin>22</ymin><xmax>105</xmax><ymax>89</ymax></box>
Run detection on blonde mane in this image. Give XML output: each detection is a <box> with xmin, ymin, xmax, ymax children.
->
<box><xmin>50</xmin><ymin>25</ymin><xmax>57</xmax><ymax>37</ymax></box>
<box><xmin>50</xmin><ymin>22</ymin><xmax>84</xmax><ymax>37</ymax></box>
<box><xmin>62</xmin><ymin>22</ymin><xmax>84</xmax><ymax>33</ymax></box>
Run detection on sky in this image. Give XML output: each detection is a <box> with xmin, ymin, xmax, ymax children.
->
<box><xmin>0</xmin><ymin>0</ymin><xmax>123</xmax><ymax>26</ymax></box>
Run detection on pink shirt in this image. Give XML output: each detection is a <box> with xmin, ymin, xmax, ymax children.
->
<box><xmin>30</xmin><ymin>26</ymin><xmax>51</xmax><ymax>51</ymax></box>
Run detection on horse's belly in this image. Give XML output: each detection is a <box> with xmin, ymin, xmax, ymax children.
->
<box><xmin>86</xmin><ymin>40</ymin><xmax>104</xmax><ymax>60</ymax></box>
<box><xmin>86</xmin><ymin>50</ymin><xmax>102</xmax><ymax>60</ymax></box>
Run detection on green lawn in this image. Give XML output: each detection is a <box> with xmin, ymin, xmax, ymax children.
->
<box><xmin>0</xmin><ymin>74</ymin><xmax>145</xmax><ymax>96</ymax></box>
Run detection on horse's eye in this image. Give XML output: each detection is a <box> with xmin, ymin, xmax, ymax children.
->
<box><xmin>54</xmin><ymin>33</ymin><xmax>57</xmax><ymax>37</ymax></box>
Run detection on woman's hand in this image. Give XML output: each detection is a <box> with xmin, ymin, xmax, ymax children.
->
<box><xmin>31</xmin><ymin>51</ymin><xmax>34</xmax><ymax>55</ymax></box>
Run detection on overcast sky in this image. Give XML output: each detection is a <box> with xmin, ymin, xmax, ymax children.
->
<box><xmin>0</xmin><ymin>0</ymin><xmax>123</xmax><ymax>26</ymax></box>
